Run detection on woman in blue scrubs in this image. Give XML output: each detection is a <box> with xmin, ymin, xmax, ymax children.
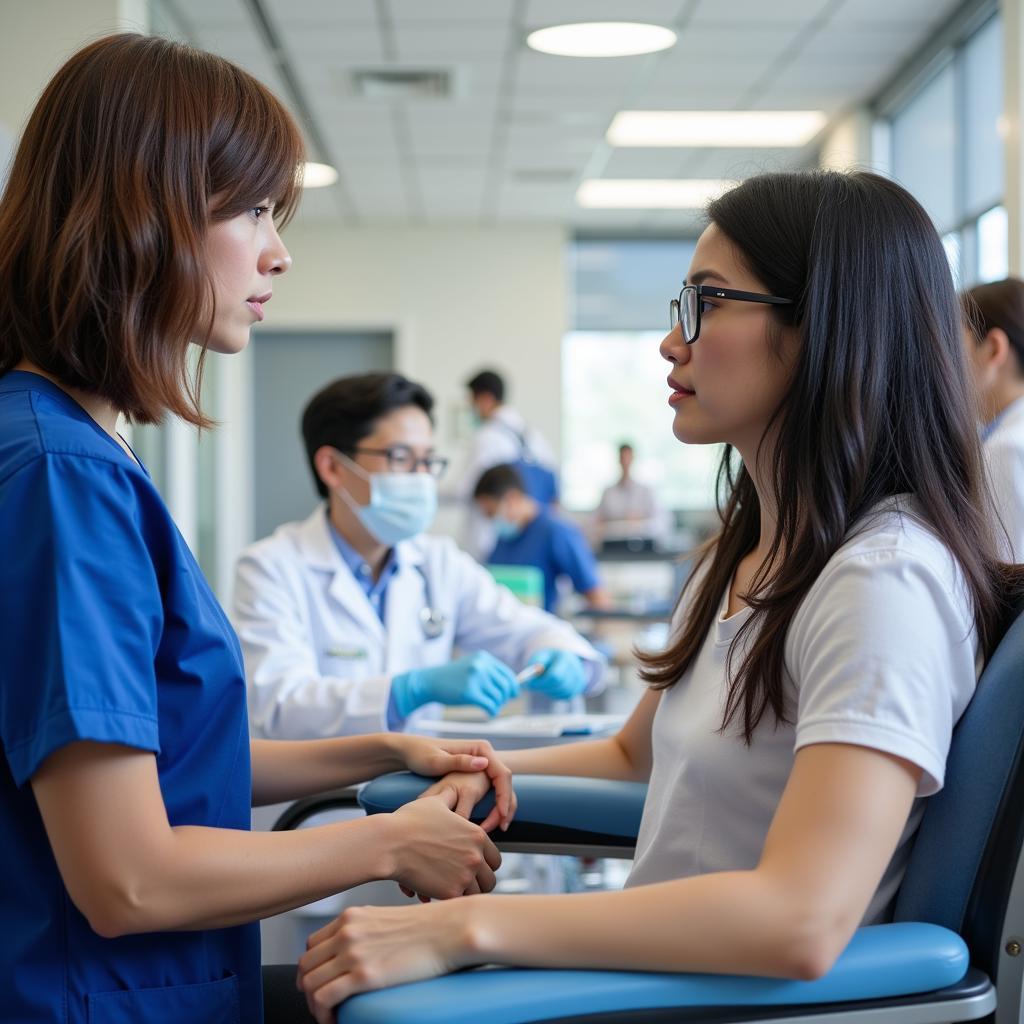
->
<box><xmin>0</xmin><ymin>34</ymin><xmax>510</xmax><ymax>1024</ymax></box>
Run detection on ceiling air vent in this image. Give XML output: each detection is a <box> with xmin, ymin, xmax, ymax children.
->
<box><xmin>351</xmin><ymin>69</ymin><xmax>452</xmax><ymax>100</ymax></box>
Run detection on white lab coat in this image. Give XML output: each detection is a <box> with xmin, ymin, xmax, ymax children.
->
<box><xmin>232</xmin><ymin>508</ymin><xmax>605</xmax><ymax>740</ymax></box>
<box><xmin>985</xmin><ymin>395</ymin><xmax>1024</xmax><ymax>562</ymax></box>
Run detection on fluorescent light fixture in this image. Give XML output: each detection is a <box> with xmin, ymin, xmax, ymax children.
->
<box><xmin>576</xmin><ymin>179</ymin><xmax>733</xmax><ymax>209</ymax></box>
<box><xmin>302</xmin><ymin>162</ymin><xmax>339</xmax><ymax>188</ymax></box>
<box><xmin>526</xmin><ymin>22</ymin><xmax>676</xmax><ymax>58</ymax></box>
<box><xmin>607</xmin><ymin>110</ymin><xmax>828</xmax><ymax>147</ymax></box>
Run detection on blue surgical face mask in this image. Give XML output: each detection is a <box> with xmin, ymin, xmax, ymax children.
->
<box><xmin>335</xmin><ymin>452</ymin><xmax>438</xmax><ymax>545</ymax></box>
<box><xmin>493</xmin><ymin>516</ymin><xmax>520</xmax><ymax>541</ymax></box>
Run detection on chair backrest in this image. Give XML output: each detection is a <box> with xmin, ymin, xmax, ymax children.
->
<box><xmin>894</xmin><ymin>602</ymin><xmax>1024</xmax><ymax>976</ymax></box>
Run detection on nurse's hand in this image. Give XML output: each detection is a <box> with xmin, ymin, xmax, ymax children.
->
<box><xmin>386</xmin><ymin>789</ymin><xmax>501</xmax><ymax>900</ymax></box>
<box><xmin>391</xmin><ymin>652</ymin><xmax>520</xmax><ymax>718</ymax></box>
<box><xmin>524</xmin><ymin>648</ymin><xmax>588</xmax><ymax>699</ymax></box>
<box><xmin>298</xmin><ymin>901</ymin><xmax>466</xmax><ymax>1023</ymax></box>
<box><xmin>397</xmin><ymin>736</ymin><xmax>516</xmax><ymax>832</ymax></box>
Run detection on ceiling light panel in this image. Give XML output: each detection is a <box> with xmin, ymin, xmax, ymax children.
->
<box><xmin>527</xmin><ymin>22</ymin><xmax>677</xmax><ymax>57</ymax></box>
<box><xmin>576</xmin><ymin>179</ymin><xmax>734</xmax><ymax>209</ymax></box>
<box><xmin>607</xmin><ymin>110</ymin><xmax>828</xmax><ymax>147</ymax></box>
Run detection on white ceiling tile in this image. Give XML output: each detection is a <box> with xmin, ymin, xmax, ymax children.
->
<box><xmin>276</xmin><ymin>24</ymin><xmax>384</xmax><ymax>59</ymax></box>
<box><xmin>170</xmin><ymin>0</ymin><xmax>249</xmax><ymax>26</ymax></box>
<box><xmin>801</xmin><ymin>25</ymin><xmax>925</xmax><ymax>63</ymax></box>
<box><xmin>668</xmin><ymin>24</ymin><xmax>803</xmax><ymax>60</ymax></box>
<box><xmin>524</xmin><ymin>0</ymin><xmax>688</xmax><ymax>27</ymax></box>
<box><xmin>829</xmin><ymin>0</ymin><xmax>964</xmax><ymax>26</ymax></box>
<box><xmin>389</xmin><ymin>0</ymin><xmax>514</xmax><ymax>21</ymax></box>
<box><xmin>395</xmin><ymin>26</ymin><xmax>511</xmax><ymax>59</ymax></box>
<box><xmin>515</xmin><ymin>50</ymin><xmax>649</xmax><ymax>92</ymax></box>
<box><xmin>263</xmin><ymin>0</ymin><xmax>376</xmax><ymax>22</ymax></box>
<box><xmin>691</xmin><ymin>0</ymin><xmax>829</xmax><ymax>22</ymax></box>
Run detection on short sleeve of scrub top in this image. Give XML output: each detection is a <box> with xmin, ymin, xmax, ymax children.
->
<box><xmin>0</xmin><ymin>372</ymin><xmax>259</xmax><ymax>1024</ymax></box>
<box><xmin>2</xmin><ymin>453</ymin><xmax>163</xmax><ymax>783</ymax></box>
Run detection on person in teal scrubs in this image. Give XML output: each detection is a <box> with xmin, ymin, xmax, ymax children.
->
<box><xmin>0</xmin><ymin>34</ymin><xmax>511</xmax><ymax>1024</ymax></box>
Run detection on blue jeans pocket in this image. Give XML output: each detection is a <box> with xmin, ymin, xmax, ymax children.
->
<box><xmin>87</xmin><ymin>973</ymin><xmax>239</xmax><ymax>1024</ymax></box>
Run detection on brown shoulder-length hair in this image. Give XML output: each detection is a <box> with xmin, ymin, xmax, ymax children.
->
<box><xmin>639</xmin><ymin>170</ymin><xmax>1024</xmax><ymax>743</ymax></box>
<box><xmin>0</xmin><ymin>33</ymin><xmax>304</xmax><ymax>426</ymax></box>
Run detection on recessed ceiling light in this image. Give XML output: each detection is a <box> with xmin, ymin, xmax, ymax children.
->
<box><xmin>302</xmin><ymin>162</ymin><xmax>339</xmax><ymax>188</ymax></box>
<box><xmin>526</xmin><ymin>22</ymin><xmax>677</xmax><ymax>58</ymax></box>
<box><xmin>607</xmin><ymin>111</ymin><xmax>828</xmax><ymax>147</ymax></box>
<box><xmin>576</xmin><ymin>179</ymin><xmax>733</xmax><ymax>209</ymax></box>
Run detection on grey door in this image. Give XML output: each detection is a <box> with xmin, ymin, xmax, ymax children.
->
<box><xmin>251</xmin><ymin>329</ymin><xmax>394</xmax><ymax>540</ymax></box>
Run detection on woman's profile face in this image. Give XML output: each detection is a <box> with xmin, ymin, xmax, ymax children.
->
<box><xmin>660</xmin><ymin>223</ymin><xmax>798</xmax><ymax>459</ymax></box>
<box><xmin>203</xmin><ymin>202</ymin><xmax>291</xmax><ymax>354</ymax></box>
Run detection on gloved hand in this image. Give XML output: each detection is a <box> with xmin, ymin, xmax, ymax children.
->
<box><xmin>391</xmin><ymin>651</ymin><xmax>520</xmax><ymax>719</ymax></box>
<box><xmin>524</xmin><ymin>648</ymin><xmax>588</xmax><ymax>700</ymax></box>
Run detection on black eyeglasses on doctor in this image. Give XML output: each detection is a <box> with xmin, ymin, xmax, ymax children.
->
<box><xmin>352</xmin><ymin>445</ymin><xmax>449</xmax><ymax>479</ymax></box>
<box><xmin>670</xmin><ymin>284</ymin><xmax>793</xmax><ymax>345</ymax></box>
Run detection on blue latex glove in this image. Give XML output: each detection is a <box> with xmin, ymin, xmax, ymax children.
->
<box><xmin>524</xmin><ymin>649</ymin><xmax>588</xmax><ymax>700</ymax></box>
<box><xmin>391</xmin><ymin>651</ymin><xmax>520</xmax><ymax>719</ymax></box>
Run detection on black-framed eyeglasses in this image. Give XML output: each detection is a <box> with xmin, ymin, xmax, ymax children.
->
<box><xmin>352</xmin><ymin>446</ymin><xmax>449</xmax><ymax>479</ymax></box>
<box><xmin>670</xmin><ymin>284</ymin><xmax>793</xmax><ymax>345</ymax></box>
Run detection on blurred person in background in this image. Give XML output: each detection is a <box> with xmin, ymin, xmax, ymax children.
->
<box><xmin>458</xmin><ymin>368</ymin><xmax>559</xmax><ymax>558</ymax></box>
<box><xmin>961</xmin><ymin>278</ymin><xmax>1024</xmax><ymax>561</ymax></box>
<box><xmin>475</xmin><ymin>463</ymin><xmax>613</xmax><ymax>616</ymax></box>
<box><xmin>593</xmin><ymin>441</ymin><xmax>668</xmax><ymax>550</ymax></box>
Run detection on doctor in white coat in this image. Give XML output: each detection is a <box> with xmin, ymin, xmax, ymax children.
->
<box><xmin>233</xmin><ymin>372</ymin><xmax>604</xmax><ymax>741</ymax></box>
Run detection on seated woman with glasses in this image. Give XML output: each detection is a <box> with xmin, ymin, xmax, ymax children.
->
<box><xmin>232</xmin><ymin>371</ymin><xmax>606</xmax><ymax>744</ymax></box>
<box><xmin>293</xmin><ymin>170</ymin><xmax>1024</xmax><ymax>1021</ymax></box>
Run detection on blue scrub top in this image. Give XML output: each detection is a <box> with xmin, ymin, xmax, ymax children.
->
<box><xmin>0</xmin><ymin>372</ymin><xmax>259</xmax><ymax>1023</ymax></box>
<box><xmin>487</xmin><ymin>506</ymin><xmax>600</xmax><ymax>612</ymax></box>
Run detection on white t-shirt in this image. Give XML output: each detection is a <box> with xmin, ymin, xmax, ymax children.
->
<box><xmin>984</xmin><ymin>395</ymin><xmax>1024</xmax><ymax>562</ymax></box>
<box><xmin>625</xmin><ymin>502</ymin><xmax>980</xmax><ymax>923</ymax></box>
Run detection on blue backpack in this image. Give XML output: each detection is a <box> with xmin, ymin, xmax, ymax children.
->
<box><xmin>497</xmin><ymin>422</ymin><xmax>559</xmax><ymax>505</ymax></box>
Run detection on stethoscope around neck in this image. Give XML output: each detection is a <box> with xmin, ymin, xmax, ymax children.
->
<box><xmin>414</xmin><ymin>564</ymin><xmax>447</xmax><ymax>639</ymax></box>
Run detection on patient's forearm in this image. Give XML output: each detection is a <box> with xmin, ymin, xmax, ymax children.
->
<box><xmin>501</xmin><ymin>736</ymin><xmax>644</xmax><ymax>781</ymax></box>
<box><xmin>455</xmin><ymin>871</ymin><xmax>836</xmax><ymax>981</ymax></box>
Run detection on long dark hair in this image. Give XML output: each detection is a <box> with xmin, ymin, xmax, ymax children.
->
<box><xmin>0</xmin><ymin>33</ymin><xmax>303</xmax><ymax>426</ymax></box>
<box><xmin>639</xmin><ymin>170</ymin><xmax>1021</xmax><ymax>742</ymax></box>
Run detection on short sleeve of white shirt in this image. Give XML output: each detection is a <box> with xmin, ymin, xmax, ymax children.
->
<box><xmin>788</xmin><ymin>515</ymin><xmax>979</xmax><ymax>796</ymax></box>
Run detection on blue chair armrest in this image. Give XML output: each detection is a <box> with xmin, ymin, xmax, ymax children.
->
<box><xmin>358</xmin><ymin>773</ymin><xmax>646</xmax><ymax>841</ymax></box>
<box><xmin>337</xmin><ymin>922</ymin><xmax>969</xmax><ymax>1024</ymax></box>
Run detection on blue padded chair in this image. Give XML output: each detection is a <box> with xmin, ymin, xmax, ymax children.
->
<box><xmin>333</xmin><ymin>603</ymin><xmax>1024</xmax><ymax>1024</ymax></box>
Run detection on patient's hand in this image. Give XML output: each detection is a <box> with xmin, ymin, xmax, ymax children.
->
<box><xmin>419</xmin><ymin>768</ymin><xmax>516</xmax><ymax>834</ymax></box>
<box><xmin>298</xmin><ymin>902</ymin><xmax>466</xmax><ymax>1023</ymax></box>
<box><xmin>397</xmin><ymin>735</ymin><xmax>515</xmax><ymax>833</ymax></box>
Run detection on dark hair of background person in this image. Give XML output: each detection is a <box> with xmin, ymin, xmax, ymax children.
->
<box><xmin>618</xmin><ymin>442</ymin><xmax>634</xmax><ymax>455</ymax></box>
<box><xmin>467</xmin><ymin>369</ymin><xmax>506</xmax><ymax>402</ymax></box>
<box><xmin>302</xmin><ymin>372</ymin><xmax>435</xmax><ymax>498</ymax></box>
<box><xmin>961</xmin><ymin>278</ymin><xmax>1024</xmax><ymax>375</ymax></box>
<box><xmin>637</xmin><ymin>169</ymin><xmax>1024</xmax><ymax>744</ymax></box>
<box><xmin>0</xmin><ymin>33</ymin><xmax>304</xmax><ymax>428</ymax></box>
<box><xmin>473</xmin><ymin>463</ymin><xmax>525</xmax><ymax>501</ymax></box>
